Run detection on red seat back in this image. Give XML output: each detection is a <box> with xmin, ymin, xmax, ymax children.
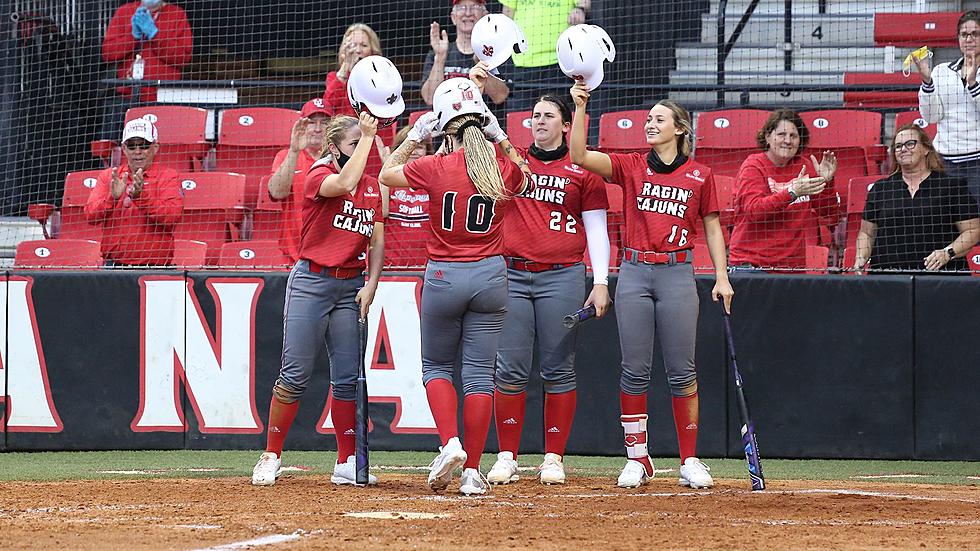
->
<box><xmin>874</xmin><ymin>12</ymin><xmax>961</xmax><ymax>47</ymax></box>
<box><xmin>506</xmin><ymin>111</ymin><xmax>588</xmax><ymax>149</ymax></box>
<box><xmin>599</xmin><ymin>110</ymin><xmax>649</xmax><ymax>152</ymax></box>
<box><xmin>801</xmin><ymin>110</ymin><xmax>882</xmax><ymax>149</ymax></box>
<box><xmin>695</xmin><ymin>109</ymin><xmax>772</xmax><ymax>149</ymax></box>
<box><xmin>173</xmin><ymin>239</ymin><xmax>209</xmax><ymax>268</ymax></box>
<box><xmin>126</xmin><ymin>106</ymin><xmax>210</xmax><ymax>171</ymax></box>
<box><xmin>895</xmin><ymin>110</ymin><xmax>937</xmax><ymax>139</ymax></box>
<box><xmin>175</xmin><ymin>172</ymin><xmax>247</xmax><ymax>263</ymax></box>
<box><xmin>60</xmin><ymin>171</ymin><xmax>104</xmax><ymax>241</ymax></box>
<box><xmin>847</xmin><ymin>176</ymin><xmax>881</xmax><ymax>216</ymax></box>
<box><xmin>692</xmin><ymin>241</ymin><xmax>712</xmax><ymax>274</ymax></box>
<box><xmin>805</xmin><ymin>245</ymin><xmax>830</xmax><ymax>274</ymax></box>
<box><xmin>714</xmin><ymin>174</ymin><xmax>735</xmax><ymax>232</ymax></box>
<box><xmin>15</xmin><ymin>239</ymin><xmax>102</xmax><ymax>269</ymax></box>
<box><xmin>219</xmin><ymin>240</ymin><xmax>290</xmax><ymax>269</ymax></box>
<box><xmin>218</xmin><ymin>107</ymin><xmax>299</xmax><ymax>147</ymax></box>
<box><xmin>967</xmin><ymin>246</ymin><xmax>980</xmax><ymax>276</ymax></box>
<box><xmin>843</xmin><ymin>73</ymin><xmax>921</xmax><ymax>108</ymax></box>
<box><xmin>251</xmin><ymin>175</ymin><xmax>284</xmax><ymax>242</ymax></box>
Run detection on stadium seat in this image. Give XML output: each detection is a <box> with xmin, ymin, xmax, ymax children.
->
<box><xmin>693</xmin><ymin>109</ymin><xmax>772</xmax><ymax>177</ymax></box>
<box><xmin>174</xmin><ymin>172</ymin><xmax>248</xmax><ymax>264</ymax></box>
<box><xmin>173</xmin><ymin>239</ymin><xmax>208</xmax><ymax>269</ymax></box>
<box><xmin>605</xmin><ymin>183</ymin><xmax>624</xmax><ymax>263</ymax></box>
<box><xmin>59</xmin><ymin>170</ymin><xmax>104</xmax><ymax>241</ymax></box>
<box><xmin>805</xmin><ymin>245</ymin><xmax>830</xmax><ymax>274</ymax></box>
<box><xmin>218</xmin><ymin>240</ymin><xmax>290</xmax><ymax>270</ymax></box>
<box><xmin>967</xmin><ymin>246</ymin><xmax>980</xmax><ymax>276</ymax></box>
<box><xmin>599</xmin><ymin>110</ymin><xmax>649</xmax><ymax>153</ymax></box>
<box><xmin>506</xmin><ymin>111</ymin><xmax>588</xmax><ymax>149</ymax></box>
<box><xmin>714</xmin><ymin>174</ymin><xmax>735</xmax><ymax>231</ymax></box>
<box><xmin>844</xmin><ymin>175</ymin><xmax>881</xmax><ymax>253</ymax></box>
<box><xmin>27</xmin><ymin>203</ymin><xmax>56</xmax><ymax>239</ymax></box>
<box><xmin>124</xmin><ymin>106</ymin><xmax>210</xmax><ymax>172</ymax></box>
<box><xmin>250</xmin><ymin>175</ymin><xmax>283</xmax><ymax>242</ymax></box>
<box><xmin>215</xmin><ymin>107</ymin><xmax>300</xmax><ymax>207</ymax></box>
<box><xmin>692</xmin><ymin>241</ymin><xmax>712</xmax><ymax>274</ymax></box>
<box><xmin>800</xmin><ymin>110</ymin><xmax>883</xmax><ymax>203</ymax></box>
<box><xmin>895</xmin><ymin>110</ymin><xmax>937</xmax><ymax>140</ymax></box>
<box><xmin>843</xmin><ymin>73</ymin><xmax>921</xmax><ymax>108</ymax></box>
<box><xmin>14</xmin><ymin>239</ymin><xmax>102</xmax><ymax>269</ymax></box>
<box><xmin>874</xmin><ymin>13</ymin><xmax>961</xmax><ymax>47</ymax></box>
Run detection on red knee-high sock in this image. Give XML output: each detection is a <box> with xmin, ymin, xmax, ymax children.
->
<box><xmin>671</xmin><ymin>392</ymin><xmax>699</xmax><ymax>463</ymax></box>
<box><xmin>265</xmin><ymin>397</ymin><xmax>300</xmax><ymax>458</ymax></box>
<box><xmin>331</xmin><ymin>399</ymin><xmax>356</xmax><ymax>463</ymax></box>
<box><xmin>619</xmin><ymin>391</ymin><xmax>654</xmax><ymax>476</ymax></box>
<box><xmin>494</xmin><ymin>389</ymin><xmax>526</xmax><ymax>456</ymax></box>
<box><xmin>544</xmin><ymin>390</ymin><xmax>577</xmax><ymax>457</ymax></box>
<box><xmin>463</xmin><ymin>393</ymin><xmax>493</xmax><ymax>470</ymax></box>
<box><xmin>425</xmin><ymin>379</ymin><xmax>459</xmax><ymax>446</ymax></box>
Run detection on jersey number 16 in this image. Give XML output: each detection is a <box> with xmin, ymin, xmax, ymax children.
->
<box><xmin>441</xmin><ymin>191</ymin><xmax>496</xmax><ymax>234</ymax></box>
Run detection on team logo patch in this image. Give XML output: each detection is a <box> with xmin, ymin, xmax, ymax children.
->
<box><xmin>434</xmin><ymin>270</ymin><xmax>444</xmax><ymax>279</ymax></box>
<box><xmin>685</xmin><ymin>171</ymin><xmax>705</xmax><ymax>183</ymax></box>
<box><xmin>386</xmin><ymin>93</ymin><xmax>398</xmax><ymax>105</ymax></box>
<box><xmin>482</xmin><ymin>45</ymin><xmax>494</xmax><ymax>57</ymax></box>
<box><xmin>646</xmin><ymin>168</ymin><xmax>654</xmax><ymax>175</ymax></box>
<box><xmin>452</xmin><ymin>102</ymin><xmax>462</xmax><ymax>111</ymax></box>
<box><xmin>313</xmin><ymin>98</ymin><xmax>324</xmax><ymax>107</ymax></box>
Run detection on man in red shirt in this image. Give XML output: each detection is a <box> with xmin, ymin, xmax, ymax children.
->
<box><xmin>102</xmin><ymin>0</ymin><xmax>193</xmax><ymax>102</ymax></box>
<box><xmin>267</xmin><ymin>98</ymin><xmax>330</xmax><ymax>262</ymax></box>
<box><xmin>84</xmin><ymin>119</ymin><xmax>183</xmax><ymax>266</ymax></box>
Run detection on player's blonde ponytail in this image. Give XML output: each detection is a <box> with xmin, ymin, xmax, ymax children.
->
<box><xmin>445</xmin><ymin>114</ymin><xmax>506</xmax><ymax>202</ymax></box>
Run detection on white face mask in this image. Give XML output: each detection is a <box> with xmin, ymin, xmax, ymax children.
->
<box><xmin>141</xmin><ymin>0</ymin><xmax>163</xmax><ymax>9</ymax></box>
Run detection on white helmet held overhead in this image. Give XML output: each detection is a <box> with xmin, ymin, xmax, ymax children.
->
<box><xmin>432</xmin><ymin>77</ymin><xmax>489</xmax><ymax>132</ymax></box>
<box><xmin>556</xmin><ymin>24</ymin><xmax>616</xmax><ymax>91</ymax></box>
<box><xmin>347</xmin><ymin>55</ymin><xmax>406</xmax><ymax>127</ymax></box>
<box><xmin>471</xmin><ymin>13</ymin><xmax>528</xmax><ymax>70</ymax></box>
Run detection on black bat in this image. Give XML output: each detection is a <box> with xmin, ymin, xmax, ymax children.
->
<box><xmin>721</xmin><ymin>306</ymin><xmax>765</xmax><ymax>491</ymax></box>
<box><xmin>355</xmin><ymin>316</ymin><xmax>370</xmax><ymax>486</ymax></box>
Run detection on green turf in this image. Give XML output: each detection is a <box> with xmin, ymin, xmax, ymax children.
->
<box><xmin>0</xmin><ymin>450</ymin><xmax>977</xmax><ymax>485</ymax></box>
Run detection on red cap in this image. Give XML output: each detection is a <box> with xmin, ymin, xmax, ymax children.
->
<box><xmin>301</xmin><ymin>97</ymin><xmax>330</xmax><ymax>118</ymax></box>
<box><xmin>453</xmin><ymin>0</ymin><xmax>485</xmax><ymax>4</ymax></box>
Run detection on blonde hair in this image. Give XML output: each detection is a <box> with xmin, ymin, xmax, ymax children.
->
<box><xmin>318</xmin><ymin>116</ymin><xmax>359</xmax><ymax>160</ymax></box>
<box><xmin>338</xmin><ymin>24</ymin><xmax>382</xmax><ymax>68</ymax></box>
<box><xmin>444</xmin><ymin>114</ymin><xmax>506</xmax><ymax>202</ymax></box>
<box><xmin>890</xmin><ymin>123</ymin><xmax>945</xmax><ymax>174</ymax></box>
<box><xmin>655</xmin><ymin>99</ymin><xmax>694</xmax><ymax>157</ymax></box>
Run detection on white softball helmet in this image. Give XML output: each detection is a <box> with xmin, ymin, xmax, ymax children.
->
<box><xmin>432</xmin><ymin>77</ymin><xmax>489</xmax><ymax>132</ymax></box>
<box><xmin>347</xmin><ymin>55</ymin><xmax>406</xmax><ymax>128</ymax></box>
<box><xmin>471</xmin><ymin>13</ymin><xmax>528</xmax><ymax>70</ymax></box>
<box><xmin>556</xmin><ymin>24</ymin><xmax>616</xmax><ymax>91</ymax></box>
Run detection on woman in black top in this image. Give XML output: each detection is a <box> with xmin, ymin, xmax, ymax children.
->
<box><xmin>854</xmin><ymin>124</ymin><xmax>980</xmax><ymax>273</ymax></box>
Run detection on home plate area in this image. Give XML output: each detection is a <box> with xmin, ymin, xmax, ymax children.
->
<box><xmin>1</xmin><ymin>475</ymin><xmax>979</xmax><ymax>549</ymax></box>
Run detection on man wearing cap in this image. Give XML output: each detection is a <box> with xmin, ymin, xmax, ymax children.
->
<box><xmin>267</xmin><ymin>98</ymin><xmax>331</xmax><ymax>262</ymax></box>
<box><xmin>84</xmin><ymin>119</ymin><xmax>183</xmax><ymax>267</ymax></box>
<box><xmin>421</xmin><ymin>0</ymin><xmax>511</xmax><ymax>106</ymax></box>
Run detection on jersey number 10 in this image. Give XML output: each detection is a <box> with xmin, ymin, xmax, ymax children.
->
<box><xmin>441</xmin><ymin>191</ymin><xmax>496</xmax><ymax>234</ymax></box>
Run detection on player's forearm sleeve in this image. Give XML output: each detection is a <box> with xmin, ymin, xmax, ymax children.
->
<box><xmin>583</xmin><ymin>209</ymin><xmax>610</xmax><ymax>285</ymax></box>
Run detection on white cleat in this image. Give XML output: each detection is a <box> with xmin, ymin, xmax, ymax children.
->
<box><xmin>427</xmin><ymin>437</ymin><xmax>467</xmax><ymax>493</ymax></box>
<box><xmin>459</xmin><ymin>468</ymin><xmax>489</xmax><ymax>496</ymax></box>
<box><xmin>251</xmin><ymin>452</ymin><xmax>281</xmax><ymax>486</ymax></box>
<box><xmin>539</xmin><ymin>453</ymin><xmax>566</xmax><ymax>485</ymax></box>
<box><xmin>617</xmin><ymin>459</ymin><xmax>651</xmax><ymax>488</ymax></box>
<box><xmin>331</xmin><ymin>455</ymin><xmax>379</xmax><ymax>486</ymax></box>
<box><xmin>487</xmin><ymin>451</ymin><xmax>520</xmax><ymax>485</ymax></box>
<box><xmin>678</xmin><ymin>457</ymin><xmax>714</xmax><ymax>489</ymax></box>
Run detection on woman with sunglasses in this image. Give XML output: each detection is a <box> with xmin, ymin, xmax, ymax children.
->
<box><xmin>853</xmin><ymin>124</ymin><xmax>980</xmax><ymax>273</ymax></box>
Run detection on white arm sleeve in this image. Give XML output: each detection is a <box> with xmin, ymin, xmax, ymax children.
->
<box><xmin>918</xmin><ymin>71</ymin><xmax>943</xmax><ymax>124</ymax></box>
<box><xmin>582</xmin><ymin>209</ymin><xmax>610</xmax><ymax>285</ymax></box>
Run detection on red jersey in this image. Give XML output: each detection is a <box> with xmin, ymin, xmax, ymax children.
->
<box><xmin>83</xmin><ymin>164</ymin><xmax>183</xmax><ymax>265</ymax></box>
<box><xmin>269</xmin><ymin>148</ymin><xmax>317</xmax><ymax>262</ymax></box>
<box><xmin>386</xmin><ymin>186</ymin><xmax>431</xmax><ymax>267</ymax></box>
<box><xmin>402</xmin><ymin>146</ymin><xmax>526</xmax><ymax>262</ymax></box>
<box><xmin>503</xmin><ymin>149</ymin><xmax>608</xmax><ymax>263</ymax></box>
<box><xmin>608</xmin><ymin>153</ymin><xmax>719</xmax><ymax>253</ymax></box>
<box><xmin>300</xmin><ymin>160</ymin><xmax>383</xmax><ymax>269</ymax></box>
<box><xmin>728</xmin><ymin>152</ymin><xmax>838</xmax><ymax>269</ymax></box>
<box><xmin>101</xmin><ymin>2</ymin><xmax>193</xmax><ymax>102</ymax></box>
<box><xmin>322</xmin><ymin>71</ymin><xmax>394</xmax><ymax>179</ymax></box>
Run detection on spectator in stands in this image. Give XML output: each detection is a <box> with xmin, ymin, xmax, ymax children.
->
<box><xmin>420</xmin><ymin>0</ymin><xmax>510</xmax><ymax>107</ymax></box>
<box><xmin>267</xmin><ymin>98</ymin><xmax>330</xmax><ymax>263</ymax></box>
<box><xmin>383</xmin><ymin>126</ymin><xmax>433</xmax><ymax>268</ymax></box>
<box><xmin>101</xmin><ymin>0</ymin><xmax>193</xmax><ymax>103</ymax></box>
<box><xmin>323</xmin><ymin>23</ymin><xmax>382</xmax><ymax>117</ymax></box>
<box><xmin>853</xmin><ymin>124</ymin><xmax>980</xmax><ymax>273</ymax></box>
<box><xmin>916</xmin><ymin>11</ymin><xmax>980</xmax><ymax>207</ymax></box>
<box><xmin>84</xmin><ymin>119</ymin><xmax>183</xmax><ymax>267</ymax></box>
<box><xmin>727</xmin><ymin>110</ymin><xmax>839</xmax><ymax>271</ymax></box>
<box><xmin>501</xmin><ymin>0</ymin><xmax>590</xmax><ymax>107</ymax></box>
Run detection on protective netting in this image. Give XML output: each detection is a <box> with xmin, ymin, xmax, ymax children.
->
<box><xmin>2</xmin><ymin>0</ymin><xmax>978</xmax><ymax>273</ymax></box>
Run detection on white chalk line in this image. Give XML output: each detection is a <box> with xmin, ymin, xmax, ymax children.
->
<box><xmin>193</xmin><ymin>530</ymin><xmax>311</xmax><ymax>550</ymax></box>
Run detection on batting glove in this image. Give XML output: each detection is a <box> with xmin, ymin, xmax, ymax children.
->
<box><xmin>407</xmin><ymin>112</ymin><xmax>439</xmax><ymax>142</ymax></box>
<box><xmin>483</xmin><ymin>115</ymin><xmax>508</xmax><ymax>144</ymax></box>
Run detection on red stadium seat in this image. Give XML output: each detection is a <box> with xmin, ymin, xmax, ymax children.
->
<box><xmin>805</xmin><ymin>245</ymin><xmax>830</xmax><ymax>274</ymax></box>
<box><xmin>844</xmin><ymin>73</ymin><xmax>922</xmax><ymax>108</ymax></box>
<box><xmin>800</xmin><ymin>110</ymin><xmax>883</xmax><ymax>202</ymax></box>
<box><xmin>215</xmin><ymin>107</ymin><xmax>300</xmax><ymax>207</ymax></box>
<box><xmin>14</xmin><ymin>239</ymin><xmax>102</xmax><ymax>269</ymax></box>
<box><xmin>692</xmin><ymin>241</ymin><xmax>712</xmax><ymax>274</ymax></box>
<box><xmin>219</xmin><ymin>240</ymin><xmax>290</xmax><ymax>270</ymax></box>
<box><xmin>506</xmin><ymin>111</ymin><xmax>588</xmax><ymax>149</ymax></box>
<box><xmin>714</xmin><ymin>174</ymin><xmax>735</xmax><ymax>231</ymax></box>
<box><xmin>251</xmin><ymin>175</ymin><xmax>283</xmax><ymax>242</ymax></box>
<box><xmin>599</xmin><ymin>110</ymin><xmax>649</xmax><ymax>153</ymax></box>
<box><xmin>173</xmin><ymin>239</ymin><xmax>209</xmax><ymax>268</ymax></box>
<box><xmin>693</xmin><ymin>109</ymin><xmax>772</xmax><ymax>177</ymax></box>
<box><xmin>895</xmin><ymin>110</ymin><xmax>937</xmax><ymax>140</ymax></box>
<box><xmin>967</xmin><ymin>246</ymin><xmax>980</xmax><ymax>276</ymax></box>
<box><xmin>604</xmin><ymin>183</ymin><xmax>624</xmax><ymax>260</ymax></box>
<box><xmin>59</xmin><ymin>170</ymin><xmax>104</xmax><ymax>241</ymax></box>
<box><xmin>844</xmin><ymin>176</ymin><xmax>881</xmax><ymax>253</ymax></box>
<box><xmin>874</xmin><ymin>13</ymin><xmax>961</xmax><ymax>47</ymax></box>
<box><xmin>124</xmin><ymin>106</ymin><xmax>210</xmax><ymax>171</ymax></box>
<box><xmin>175</xmin><ymin>172</ymin><xmax>248</xmax><ymax>264</ymax></box>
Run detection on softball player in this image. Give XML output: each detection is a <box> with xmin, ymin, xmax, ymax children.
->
<box><xmin>487</xmin><ymin>95</ymin><xmax>611</xmax><ymax>486</ymax></box>
<box><xmin>252</xmin><ymin>112</ymin><xmax>385</xmax><ymax>487</ymax></box>
<box><xmin>380</xmin><ymin>77</ymin><xmax>530</xmax><ymax>496</ymax></box>
<box><xmin>569</xmin><ymin>82</ymin><xmax>734</xmax><ymax>489</ymax></box>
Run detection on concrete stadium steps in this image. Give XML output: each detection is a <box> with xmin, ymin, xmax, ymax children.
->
<box><xmin>701</xmin><ymin>14</ymin><xmax>874</xmax><ymax>46</ymax></box>
<box><xmin>676</xmin><ymin>44</ymin><xmax>906</xmax><ymax>73</ymax></box>
<box><xmin>669</xmin><ymin>71</ymin><xmax>844</xmax><ymax>106</ymax></box>
<box><xmin>710</xmin><ymin>0</ymin><xmax>962</xmax><ymax>15</ymax></box>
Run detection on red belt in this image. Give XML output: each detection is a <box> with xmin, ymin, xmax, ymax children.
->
<box><xmin>505</xmin><ymin>257</ymin><xmax>579</xmax><ymax>273</ymax></box>
<box><xmin>304</xmin><ymin>259</ymin><xmax>363</xmax><ymax>279</ymax></box>
<box><xmin>623</xmin><ymin>248</ymin><xmax>691</xmax><ymax>266</ymax></box>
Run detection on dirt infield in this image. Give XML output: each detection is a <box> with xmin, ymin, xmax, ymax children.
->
<box><xmin>2</xmin><ymin>473</ymin><xmax>979</xmax><ymax>550</ymax></box>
